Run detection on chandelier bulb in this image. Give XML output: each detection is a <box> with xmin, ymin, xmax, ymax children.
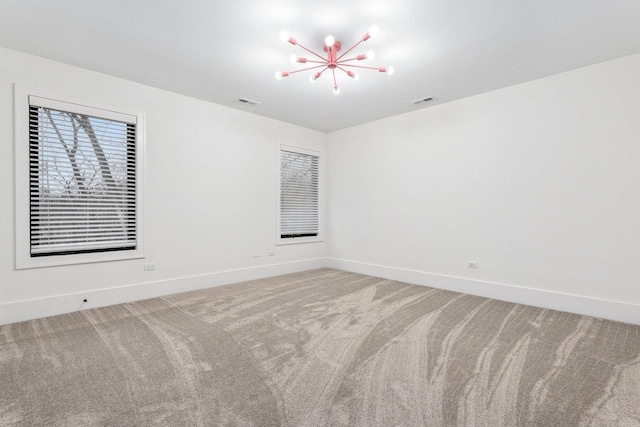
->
<box><xmin>387</xmin><ymin>66</ymin><xmax>395</xmax><ymax>75</ymax></box>
<box><xmin>280</xmin><ymin>30</ymin><xmax>296</xmax><ymax>45</ymax></box>
<box><xmin>332</xmin><ymin>85</ymin><xmax>340</xmax><ymax>94</ymax></box>
<box><xmin>363</xmin><ymin>25</ymin><xmax>380</xmax><ymax>41</ymax></box>
<box><xmin>358</xmin><ymin>51</ymin><xmax>375</xmax><ymax>61</ymax></box>
<box><xmin>309</xmin><ymin>72</ymin><xmax>321</xmax><ymax>83</ymax></box>
<box><xmin>289</xmin><ymin>54</ymin><xmax>297</xmax><ymax>64</ymax></box>
<box><xmin>325</xmin><ymin>35</ymin><xmax>335</xmax><ymax>47</ymax></box>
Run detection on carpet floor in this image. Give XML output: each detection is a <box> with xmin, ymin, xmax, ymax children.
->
<box><xmin>1</xmin><ymin>268</ymin><xmax>639</xmax><ymax>426</ymax></box>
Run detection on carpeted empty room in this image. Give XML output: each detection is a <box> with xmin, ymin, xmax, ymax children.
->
<box><xmin>2</xmin><ymin>269</ymin><xmax>640</xmax><ymax>426</ymax></box>
<box><xmin>3</xmin><ymin>1</ymin><xmax>640</xmax><ymax>426</ymax></box>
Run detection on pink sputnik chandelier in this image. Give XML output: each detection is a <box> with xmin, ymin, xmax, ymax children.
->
<box><xmin>276</xmin><ymin>26</ymin><xmax>394</xmax><ymax>94</ymax></box>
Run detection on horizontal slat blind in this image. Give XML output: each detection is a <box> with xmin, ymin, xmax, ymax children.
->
<box><xmin>29</xmin><ymin>104</ymin><xmax>137</xmax><ymax>256</ymax></box>
<box><xmin>280</xmin><ymin>148</ymin><xmax>319</xmax><ymax>238</ymax></box>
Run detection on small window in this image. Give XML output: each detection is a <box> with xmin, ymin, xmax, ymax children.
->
<box><xmin>15</xmin><ymin>87</ymin><xmax>144</xmax><ymax>268</ymax></box>
<box><xmin>278</xmin><ymin>145</ymin><xmax>320</xmax><ymax>244</ymax></box>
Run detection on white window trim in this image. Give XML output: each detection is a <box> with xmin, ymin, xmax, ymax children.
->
<box><xmin>277</xmin><ymin>144</ymin><xmax>323</xmax><ymax>246</ymax></box>
<box><xmin>14</xmin><ymin>85</ymin><xmax>145</xmax><ymax>269</ymax></box>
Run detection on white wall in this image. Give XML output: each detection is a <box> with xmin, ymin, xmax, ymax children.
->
<box><xmin>3</xmin><ymin>46</ymin><xmax>640</xmax><ymax>326</ymax></box>
<box><xmin>0</xmin><ymin>47</ymin><xmax>327</xmax><ymax>324</ymax></box>
<box><xmin>327</xmin><ymin>53</ymin><xmax>640</xmax><ymax>324</ymax></box>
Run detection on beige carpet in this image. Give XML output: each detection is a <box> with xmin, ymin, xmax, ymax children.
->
<box><xmin>1</xmin><ymin>268</ymin><xmax>639</xmax><ymax>426</ymax></box>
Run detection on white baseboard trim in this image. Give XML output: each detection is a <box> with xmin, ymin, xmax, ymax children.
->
<box><xmin>327</xmin><ymin>258</ymin><xmax>640</xmax><ymax>326</ymax></box>
<box><xmin>0</xmin><ymin>258</ymin><xmax>328</xmax><ymax>326</ymax></box>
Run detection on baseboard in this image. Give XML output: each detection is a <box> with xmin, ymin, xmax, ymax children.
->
<box><xmin>7</xmin><ymin>257</ymin><xmax>638</xmax><ymax>327</ymax></box>
<box><xmin>0</xmin><ymin>258</ymin><xmax>328</xmax><ymax>326</ymax></box>
<box><xmin>326</xmin><ymin>258</ymin><xmax>640</xmax><ymax>326</ymax></box>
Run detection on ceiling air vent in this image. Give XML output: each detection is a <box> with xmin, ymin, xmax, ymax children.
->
<box><xmin>411</xmin><ymin>96</ymin><xmax>434</xmax><ymax>105</ymax></box>
<box><xmin>236</xmin><ymin>98</ymin><xmax>260</xmax><ymax>106</ymax></box>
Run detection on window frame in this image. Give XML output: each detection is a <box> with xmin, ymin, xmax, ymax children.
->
<box><xmin>15</xmin><ymin>85</ymin><xmax>145</xmax><ymax>269</ymax></box>
<box><xmin>276</xmin><ymin>144</ymin><xmax>322</xmax><ymax>246</ymax></box>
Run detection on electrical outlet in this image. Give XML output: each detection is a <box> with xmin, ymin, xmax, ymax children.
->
<box><xmin>467</xmin><ymin>260</ymin><xmax>478</xmax><ymax>269</ymax></box>
<box><xmin>144</xmin><ymin>263</ymin><xmax>156</xmax><ymax>271</ymax></box>
<box><xmin>268</xmin><ymin>250</ymin><xmax>276</xmax><ymax>257</ymax></box>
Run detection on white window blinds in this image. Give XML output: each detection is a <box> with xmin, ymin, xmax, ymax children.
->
<box><xmin>280</xmin><ymin>147</ymin><xmax>319</xmax><ymax>238</ymax></box>
<box><xmin>29</xmin><ymin>98</ymin><xmax>137</xmax><ymax>256</ymax></box>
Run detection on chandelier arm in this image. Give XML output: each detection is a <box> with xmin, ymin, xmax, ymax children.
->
<box><xmin>336</xmin><ymin>39</ymin><xmax>364</xmax><ymax>61</ymax></box>
<box><xmin>336</xmin><ymin>57</ymin><xmax>361</xmax><ymax>63</ymax></box>
<box><xmin>332</xmin><ymin>68</ymin><xmax>338</xmax><ymax>87</ymax></box>
<box><xmin>294</xmin><ymin>42</ymin><xmax>327</xmax><ymax>62</ymax></box>
<box><xmin>288</xmin><ymin>64</ymin><xmax>330</xmax><ymax>74</ymax></box>
<box><xmin>341</xmin><ymin>64</ymin><xmax>383</xmax><ymax>70</ymax></box>
<box><xmin>335</xmin><ymin>65</ymin><xmax>352</xmax><ymax>74</ymax></box>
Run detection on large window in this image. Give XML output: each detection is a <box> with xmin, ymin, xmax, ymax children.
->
<box><xmin>278</xmin><ymin>145</ymin><xmax>320</xmax><ymax>244</ymax></box>
<box><xmin>15</xmin><ymin>87</ymin><xmax>144</xmax><ymax>268</ymax></box>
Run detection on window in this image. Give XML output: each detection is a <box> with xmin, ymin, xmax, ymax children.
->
<box><xmin>15</xmin><ymin>87</ymin><xmax>144</xmax><ymax>268</ymax></box>
<box><xmin>278</xmin><ymin>145</ymin><xmax>320</xmax><ymax>244</ymax></box>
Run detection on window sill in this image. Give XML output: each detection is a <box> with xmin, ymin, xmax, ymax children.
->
<box><xmin>276</xmin><ymin>236</ymin><xmax>324</xmax><ymax>246</ymax></box>
<box><xmin>16</xmin><ymin>249</ymin><xmax>145</xmax><ymax>270</ymax></box>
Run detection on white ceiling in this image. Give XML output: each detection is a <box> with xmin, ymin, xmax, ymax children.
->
<box><xmin>1</xmin><ymin>0</ymin><xmax>640</xmax><ymax>133</ymax></box>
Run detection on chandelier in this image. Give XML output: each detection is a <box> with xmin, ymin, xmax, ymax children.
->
<box><xmin>276</xmin><ymin>26</ymin><xmax>394</xmax><ymax>94</ymax></box>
